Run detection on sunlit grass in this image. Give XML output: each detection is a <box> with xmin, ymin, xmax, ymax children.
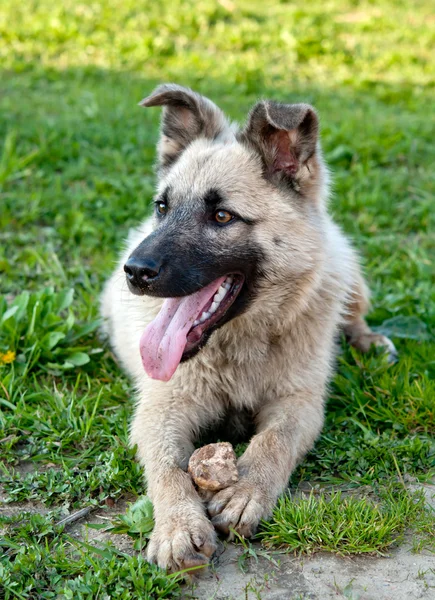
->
<box><xmin>0</xmin><ymin>0</ymin><xmax>434</xmax><ymax>596</ymax></box>
<box><xmin>260</xmin><ymin>487</ymin><xmax>434</xmax><ymax>555</ymax></box>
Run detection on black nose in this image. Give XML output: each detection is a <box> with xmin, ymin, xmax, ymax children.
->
<box><xmin>124</xmin><ymin>256</ymin><xmax>161</xmax><ymax>289</ymax></box>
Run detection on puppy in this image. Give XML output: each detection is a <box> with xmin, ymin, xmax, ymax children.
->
<box><xmin>101</xmin><ymin>84</ymin><xmax>395</xmax><ymax>571</ymax></box>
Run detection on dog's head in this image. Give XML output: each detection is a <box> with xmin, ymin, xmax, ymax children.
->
<box><xmin>126</xmin><ymin>84</ymin><xmax>328</xmax><ymax>381</ymax></box>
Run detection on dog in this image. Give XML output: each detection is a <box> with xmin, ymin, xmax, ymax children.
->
<box><xmin>100</xmin><ymin>84</ymin><xmax>396</xmax><ymax>571</ymax></box>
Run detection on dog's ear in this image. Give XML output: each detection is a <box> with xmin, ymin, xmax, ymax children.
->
<box><xmin>241</xmin><ymin>100</ymin><xmax>319</xmax><ymax>189</ymax></box>
<box><xmin>140</xmin><ymin>84</ymin><xmax>231</xmax><ymax>172</ymax></box>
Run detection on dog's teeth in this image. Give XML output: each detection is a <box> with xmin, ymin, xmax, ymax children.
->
<box><xmin>215</xmin><ymin>288</ymin><xmax>226</xmax><ymax>301</ymax></box>
<box><xmin>194</xmin><ymin>277</ymin><xmax>236</xmax><ymax>326</ymax></box>
<box><xmin>215</xmin><ymin>287</ymin><xmax>225</xmax><ymax>299</ymax></box>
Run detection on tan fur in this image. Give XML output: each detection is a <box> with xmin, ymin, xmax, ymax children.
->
<box><xmin>100</xmin><ymin>86</ymin><xmax>395</xmax><ymax>571</ymax></box>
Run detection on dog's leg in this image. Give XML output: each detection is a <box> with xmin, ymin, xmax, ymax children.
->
<box><xmin>208</xmin><ymin>392</ymin><xmax>324</xmax><ymax>537</ymax></box>
<box><xmin>343</xmin><ymin>274</ymin><xmax>397</xmax><ymax>361</ymax></box>
<box><xmin>130</xmin><ymin>394</ymin><xmax>217</xmax><ymax>572</ymax></box>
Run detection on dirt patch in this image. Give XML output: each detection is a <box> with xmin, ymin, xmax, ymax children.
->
<box><xmin>67</xmin><ymin>495</ymin><xmax>137</xmax><ymax>555</ymax></box>
<box><xmin>190</xmin><ymin>538</ymin><xmax>435</xmax><ymax>600</ymax></box>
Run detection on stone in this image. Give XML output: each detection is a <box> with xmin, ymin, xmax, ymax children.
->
<box><xmin>188</xmin><ymin>442</ymin><xmax>239</xmax><ymax>492</ymax></box>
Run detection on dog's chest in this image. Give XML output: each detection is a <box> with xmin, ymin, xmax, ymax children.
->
<box><xmin>188</xmin><ymin>341</ymin><xmax>280</xmax><ymax>411</ymax></box>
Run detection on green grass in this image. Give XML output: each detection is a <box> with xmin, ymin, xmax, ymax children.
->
<box><xmin>1</xmin><ymin>512</ymin><xmax>183</xmax><ymax>600</ymax></box>
<box><xmin>260</xmin><ymin>486</ymin><xmax>434</xmax><ymax>555</ymax></box>
<box><xmin>87</xmin><ymin>495</ymin><xmax>155</xmax><ymax>551</ymax></box>
<box><xmin>0</xmin><ymin>0</ymin><xmax>434</xmax><ymax>596</ymax></box>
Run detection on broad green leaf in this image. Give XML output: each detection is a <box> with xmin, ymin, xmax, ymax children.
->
<box><xmin>41</xmin><ymin>331</ymin><xmax>66</xmax><ymax>350</ymax></box>
<box><xmin>66</xmin><ymin>352</ymin><xmax>90</xmax><ymax>366</ymax></box>
<box><xmin>47</xmin><ymin>361</ymin><xmax>74</xmax><ymax>370</ymax></box>
<box><xmin>11</xmin><ymin>292</ymin><xmax>30</xmax><ymax>322</ymax></box>
<box><xmin>68</xmin><ymin>320</ymin><xmax>100</xmax><ymax>342</ymax></box>
<box><xmin>57</xmin><ymin>289</ymin><xmax>75</xmax><ymax>312</ymax></box>
<box><xmin>124</xmin><ymin>496</ymin><xmax>154</xmax><ymax>535</ymax></box>
<box><xmin>1</xmin><ymin>305</ymin><xmax>19</xmax><ymax>323</ymax></box>
<box><xmin>375</xmin><ymin>316</ymin><xmax>430</xmax><ymax>341</ymax></box>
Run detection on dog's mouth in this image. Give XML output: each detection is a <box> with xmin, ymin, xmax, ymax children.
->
<box><xmin>184</xmin><ymin>274</ymin><xmax>244</xmax><ymax>355</ymax></box>
<box><xmin>139</xmin><ymin>274</ymin><xmax>244</xmax><ymax>381</ymax></box>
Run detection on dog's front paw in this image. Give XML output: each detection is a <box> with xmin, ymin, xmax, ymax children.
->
<box><xmin>207</xmin><ymin>480</ymin><xmax>273</xmax><ymax>538</ymax></box>
<box><xmin>146</xmin><ymin>506</ymin><xmax>216</xmax><ymax>572</ymax></box>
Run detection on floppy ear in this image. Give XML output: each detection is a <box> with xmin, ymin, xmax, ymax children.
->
<box><xmin>241</xmin><ymin>100</ymin><xmax>319</xmax><ymax>189</ymax></box>
<box><xmin>140</xmin><ymin>84</ymin><xmax>231</xmax><ymax>172</ymax></box>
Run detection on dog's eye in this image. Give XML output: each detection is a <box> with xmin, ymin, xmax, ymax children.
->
<box><xmin>214</xmin><ymin>210</ymin><xmax>234</xmax><ymax>224</ymax></box>
<box><xmin>156</xmin><ymin>202</ymin><xmax>167</xmax><ymax>216</ymax></box>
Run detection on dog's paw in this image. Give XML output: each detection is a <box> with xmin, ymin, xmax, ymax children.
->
<box><xmin>350</xmin><ymin>332</ymin><xmax>398</xmax><ymax>363</ymax></box>
<box><xmin>146</xmin><ymin>507</ymin><xmax>216</xmax><ymax>572</ymax></box>
<box><xmin>375</xmin><ymin>334</ymin><xmax>398</xmax><ymax>363</ymax></box>
<box><xmin>207</xmin><ymin>481</ymin><xmax>273</xmax><ymax>538</ymax></box>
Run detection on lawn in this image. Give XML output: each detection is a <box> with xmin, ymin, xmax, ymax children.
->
<box><xmin>0</xmin><ymin>0</ymin><xmax>434</xmax><ymax>597</ymax></box>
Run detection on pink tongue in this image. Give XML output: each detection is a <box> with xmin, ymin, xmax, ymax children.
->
<box><xmin>139</xmin><ymin>277</ymin><xmax>226</xmax><ymax>381</ymax></box>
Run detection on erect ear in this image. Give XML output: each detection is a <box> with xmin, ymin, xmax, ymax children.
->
<box><xmin>241</xmin><ymin>100</ymin><xmax>319</xmax><ymax>188</ymax></box>
<box><xmin>139</xmin><ymin>84</ymin><xmax>231</xmax><ymax>172</ymax></box>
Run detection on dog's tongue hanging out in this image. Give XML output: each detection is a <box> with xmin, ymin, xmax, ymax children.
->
<box><xmin>139</xmin><ymin>277</ymin><xmax>226</xmax><ymax>381</ymax></box>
